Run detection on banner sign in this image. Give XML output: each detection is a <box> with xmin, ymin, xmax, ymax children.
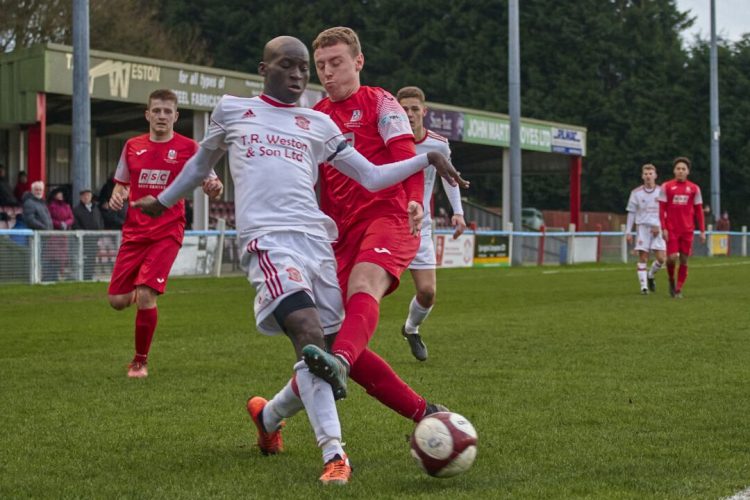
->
<box><xmin>711</xmin><ymin>234</ymin><xmax>729</xmax><ymax>256</ymax></box>
<box><xmin>425</xmin><ymin>109</ymin><xmax>465</xmax><ymax>142</ymax></box>
<box><xmin>462</xmin><ymin>114</ymin><xmax>553</xmax><ymax>152</ymax></box>
<box><xmin>435</xmin><ymin>233</ymin><xmax>475</xmax><ymax>268</ymax></box>
<box><xmin>170</xmin><ymin>235</ymin><xmax>219</xmax><ymax>276</ymax></box>
<box><xmin>473</xmin><ymin>234</ymin><xmax>510</xmax><ymax>267</ymax></box>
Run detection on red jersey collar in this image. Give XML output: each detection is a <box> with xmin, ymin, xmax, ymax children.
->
<box><xmin>259</xmin><ymin>94</ymin><xmax>296</xmax><ymax>108</ymax></box>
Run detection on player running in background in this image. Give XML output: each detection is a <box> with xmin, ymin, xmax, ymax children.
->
<box><xmin>302</xmin><ymin>26</ymin><xmax>454</xmax><ymax>422</ymax></box>
<box><xmin>107</xmin><ymin>89</ymin><xmax>223</xmax><ymax>379</ymax></box>
<box><xmin>658</xmin><ymin>156</ymin><xmax>706</xmax><ymax>298</ymax></box>
<box><xmin>625</xmin><ymin>163</ymin><xmax>666</xmax><ymax>295</ymax></box>
<box><xmin>396</xmin><ymin>86</ymin><xmax>466</xmax><ymax>360</ymax></box>
<box><xmin>133</xmin><ymin>36</ymin><xmax>465</xmax><ymax>484</ymax></box>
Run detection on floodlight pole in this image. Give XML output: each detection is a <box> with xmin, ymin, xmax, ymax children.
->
<box><xmin>709</xmin><ymin>0</ymin><xmax>720</xmax><ymax>222</ymax></box>
<box><xmin>72</xmin><ymin>0</ymin><xmax>91</xmax><ymax>199</ymax></box>
<box><xmin>509</xmin><ymin>0</ymin><xmax>522</xmax><ymax>265</ymax></box>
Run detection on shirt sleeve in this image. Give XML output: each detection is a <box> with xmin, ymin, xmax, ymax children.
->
<box><xmin>387</xmin><ymin>137</ymin><xmax>423</xmax><ymax>205</ymax></box>
<box><xmin>158</xmin><ymin>147</ymin><xmax>226</xmax><ymax>207</ymax></box>
<box><xmin>201</xmin><ymin>98</ymin><xmax>229</xmax><ymax>151</ymax></box>
<box><xmin>439</xmin><ymin>142</ymin><xmax>463</xmax><ymax>215</ymax></box>
<box><xmin>376</xmin><ymin>90</ymin><xmax>413</xmax><ymax>144</ymax></box>
<box><xmin>626</xmin><ymin>191</ymin><xmax>637</xmax><ymax>212</ymax></box>
<box><xmin>114</xmin><ymin>147</ymin><xmax>130</xmax><ymax>184</ymax></box>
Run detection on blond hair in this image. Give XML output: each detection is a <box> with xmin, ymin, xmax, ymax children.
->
<box><xmin>641</xmin><ymin>163</ymin><xmax>656</xmax><ymax>173</ymax></box>
<box><xmin>313</xmin><ymin>27</ymin><xmax>361</xmax><ymax>57</ymax></box>
<box><xmin>396</xmin><ymin>86</ymin><xmax>426</xmax><ymax>103</ymax></box>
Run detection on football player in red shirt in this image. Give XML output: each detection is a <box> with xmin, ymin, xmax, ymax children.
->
<box><xmin>108</xmin><ymin>89</ymin><xmax>223</xmax><ymax>378</ymax></box>
<box><xmin>302</xmin><ymin>27</ymin><xmax>449</xmax><ymax>420</ymax></box>
<box><xmin>658</xmin><ymin>157</ymin><xmax>706</xmax><ymax>298</ymax></box>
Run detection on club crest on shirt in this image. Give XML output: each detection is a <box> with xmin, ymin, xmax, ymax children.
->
<box><xmin>165</xmin><ymin>149</ymin><xmax>178</xmax><ymax>164</ymax></box>
<box><xmin>294</xmin><ymin>115</ymin><xmax>310</xmax><ymax>130</ymax></box>
<box><xmin>286</xmin><ymin>267</ymin><xmax>303</xmax><ymax>283</ymax></box>
<box><xmin>345</xmin><ymin>109</ymin><xmax>363</xmax><ymax>128</ymax></box>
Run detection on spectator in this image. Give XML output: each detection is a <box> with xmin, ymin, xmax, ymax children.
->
<box><xmin>0</xmin><ymin>165</ymin><xmax>18</xmax><ymax>206</ymax></box>
<box><xmin>48</xmin><ymin>189</ymin><xmax>74</xmax><ymax>230</ymax></box>
<box><xmin>716</xmin><ymin>211</ymin><xmax>730</xmax><ymax>231</ymax></box>
<box><xmin>22</xmin><ymin>181</ymin><xmax>52</xmax><ymax>229</ymax></box>
<box><xmin>14</xmin><ymin>171</ymin><xmax>30</xmax><ymax>201</ymax></box>
<box><xmin>73</xmin><ymin>189</ymin><xmax>104</xmax><ymax>230</ymax></box>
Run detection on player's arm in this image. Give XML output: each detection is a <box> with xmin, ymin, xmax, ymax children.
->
<box><xmin>328</xmin><ymin>140</ymin><xmax>468</xmax><ymax>192</ymax></box>
<box><xmin>133</xmin><ymin>147</ymin><xmax>225</xmax><ymax>217</ymax></box>
<box><xmin>109</xmin><ymin>149</ymin><xmax>131</xmax><ymax>211</ymax></box>
<box><xmin>625</xmin><ymin>212</ymin><xmax>635</xmax><ymax>244</ymax></box>
<box><xmin>659</xmin><ymin>200</ymin><xmax>668</xmax><ymax>240</ymax></box>
<box><xmin>440</xmin><ymin>147</ymin><xmax>467</xmax><ymax>238</ymax></box>
<box><xmin>695</xmin><ymin>203</ymin><xmax>706</xmax><ymax>242</ymax></box>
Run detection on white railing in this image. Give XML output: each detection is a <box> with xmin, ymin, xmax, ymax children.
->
<box><xmin>0</xmin><ymin>224</ymin><xmax>747</xmax><ymax>284</ymax></box>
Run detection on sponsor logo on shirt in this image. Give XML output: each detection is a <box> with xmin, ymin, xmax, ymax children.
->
<box><xmin>294</xmin><ymin>116</ymin><xmax>310</xmax><ymax>130</ymax></box>
<box><xmin>242</xmin><ymin>108</ymin><xmax>256</xmax><ymax>118</ymax></box>
<box><xmin>138</xmin><ymin>169</ymin><xmax>170</xmax><ymax>188</ymax></box>
<box><xmin>673</xmin><ymin>194</ymin><xmax>689</xmax><ymax>205</ymax></box>
<box><xmin>378</xmin><ymin>112</ymin><xmax>409</xmax><ymax>127</ymax></box>
<box><xmin>135</xmin><ymin>149</ymin><xmax>148</xmax><ymax>156</ymax></box>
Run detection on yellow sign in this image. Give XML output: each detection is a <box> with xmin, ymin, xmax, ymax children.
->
<box><xmin>711</xmin><ymin>234</ymin><xmax>729</xmax><ymax>256</ymax></box>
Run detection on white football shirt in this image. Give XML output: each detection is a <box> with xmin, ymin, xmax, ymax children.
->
<box><xmin>626</xmin><ymin>185</ymin><xmax>662</xmax><ymax>227</ymax></box>
<box><xmin>414</xmin><ymin>130</ymin><xmax>464</xmax><ymax>235</ymax></box>
<box><xmin>201</xmin><ymin>94</ymin><xmax>347</xmax><ymax>246</ymax></box>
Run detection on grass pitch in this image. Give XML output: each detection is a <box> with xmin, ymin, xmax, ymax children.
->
<box><xmin>1</xmin><ymin>258</ymin><xmax>749</xmax><ymax>499</ymax></box>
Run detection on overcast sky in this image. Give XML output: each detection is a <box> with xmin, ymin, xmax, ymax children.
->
<box><xmin>676</xmin><ymin>0</ymin><xmax>750</xmax><ymax>42</ymax></box>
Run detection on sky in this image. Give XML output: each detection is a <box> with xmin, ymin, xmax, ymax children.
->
<box><xmin>676</xmin><ymin>0</ymin><xmax>750</xmax><ymax>42</ymax></box>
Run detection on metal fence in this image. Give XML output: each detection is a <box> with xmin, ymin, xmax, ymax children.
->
<box><xmin>0</xmin><ymin>227</ymin><xmax>747</xmax><ymax>284</ymax></box>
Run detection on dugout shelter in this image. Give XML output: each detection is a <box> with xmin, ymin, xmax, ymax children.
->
<box><xmin>0</xmin><ymin>44</ymin><xmax>586</xmax><ymax>228</ymax></box>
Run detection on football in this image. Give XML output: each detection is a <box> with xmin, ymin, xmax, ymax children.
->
<box><xmin>410</xmin><ymin>411</ymin><xmax>478</xmax><ymax>478</ymax></box>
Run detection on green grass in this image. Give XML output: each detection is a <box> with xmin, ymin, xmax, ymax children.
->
<box><xmin>2</xmin><ymin>258</ymin><xmax>750</xmax><ymax>499</ymax></box>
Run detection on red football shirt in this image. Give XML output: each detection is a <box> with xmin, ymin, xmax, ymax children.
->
<box><xmin>658</xmin><ymin>179</ymin><xmax>705</xmax><ymax>233</ymax></box>
<box><xmin>314</xmin><ymin>86</ymin><xmax>418</xmax><ymax>229</ymax></box>
<box><xmin>115</xmin><ymin>133</ymin><xmax>198</xmax><ymax>242</ymax></box>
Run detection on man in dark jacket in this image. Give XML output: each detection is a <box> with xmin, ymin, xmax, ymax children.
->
<box><xmin>22</xmin><ymin>181</ymin><xmax>52</xmax><ymax>230</ymax></box>
<box><xmin>73</xmin><ymin>189</ymin><xmax>104</xmax><ymax>230</ymax></box>
<box><xmin>73</xmin><ymin>188</ymin><xmax>105</xmax><ymax>280</ymax></box>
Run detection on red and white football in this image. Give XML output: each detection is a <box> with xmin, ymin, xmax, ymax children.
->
<box><xmin>410</xmin><ymin>411</ymin><xmax>478</xmax><ymax>478</ymax></box>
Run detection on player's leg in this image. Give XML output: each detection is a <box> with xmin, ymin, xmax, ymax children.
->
<box><xmin>125</xmin><ymin>238</ymin><xmax>181</xmax><ymax>377</ymax></box>
<box><xmin>665</xmin><ymin>233</ymin><xmax>680</xmax><ymax>297</ymax></box>
<box><xmin>403</xmin><ymin>268</ymin><xmax>434</xmax><ymax>360</ymax></box>
<box><xmin>636</xmin><ymin>251</ymin><xmax>649</xmax><ymax>294</ymax></box>
<box><xmin>107</xmin><ymin>239</ymin><xmax>143</xmax><ymax>310</ymax></box>
<box><xmin>675</xmin><ymin>233</ymin><xmax>693</xmax><ymax>297</ymax></box>
<box><xmin>647</xmin><ymin>230</ymin><xmax>667</xmax><ymax>292</ymax></box>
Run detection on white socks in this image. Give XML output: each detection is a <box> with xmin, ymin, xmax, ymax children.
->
<box><xmin>262</xmin><ymin>377</ymin><xmax>304</xmax><ymax>432</ymax></box>
<box><xmin>648</xmin><ymin>260</ymin><xmax>663</xmax><ymax>279</ymax></box>
<box><xmin>637</xmin><ymin>263</ymin><xmax>648</xmax><ymax>289</ymax></box>
<box><xmin>404</xmin><ymin>296</ymin><xmax>433</xmax><ymax>334</ymax></box>
<box><xmin>294</xmin><ymin>361</ymin><xmax>344</xmax><ymax>463</ymax></box>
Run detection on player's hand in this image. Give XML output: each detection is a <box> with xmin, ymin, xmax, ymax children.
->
<box><xmin>626</xmin><ymin>234</ymin><xmax>633</xmax><ymax>244</ymax></box>
<box><xmin>700</xmin><ymin>231</ymin><xmax>706</xmax><ymax>244</ymax></box>
<box><xmin>109</xmin><ymin>185</ymin><xmax>129</xmax><ymax>211</ymax></box>
<box><xmin>202</xmin><ymin>178</ymin><xmax>224</xmax><ymax>200</ymax></box>
<box><xmin>451</xmin><ymin>214</ymin><xmax>467</xmax><ymax>239</ymax></box>
<box><xmin>662</xmin><ymin>229</ymin><xmax>669</xmax><ymax>240</ymax></box>
<box><xmin>132</xmin><ymin>195</ymin><xmax>167</xmax><ymax>217</ymax></box>
<box><xmin>426</xmin><ymin>152</ymin><xmax>470</xmax><ymax>189</ymax></box>
<box><xmin>650</xmin><ymin>226</ymin><xmax>660</xmax><ymax>237</ymax></box>
<box><xmin>407</xmin><ymin>201</ymin><xmax>424</xmax><ymax>236</ymax></box>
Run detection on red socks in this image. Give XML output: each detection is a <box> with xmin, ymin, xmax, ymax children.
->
<box><xmin>677</xmin><ymin>264</ymin><xmax>688</xmax><ymax>291</ymax></box>
<box><xmin>349</xmin><ymin>348</ymin><xmax>427</xmax><ymax>422</ymax></box>
<box><xmin>332</xmin><ymin>292</ymin><xmax>380</xmax><ymax>367</ymax></box>
<box><xmin>134</xmin><ymin>307</ymin><xmax>158</xmax><ymax>363</ymax></box>
<box><xmin>666</xmin><ymin>261</ymin><xmax>676</xmax><ymax>283</ymax></box>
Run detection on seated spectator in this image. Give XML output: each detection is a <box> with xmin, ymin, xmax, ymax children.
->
<box><xmin>22</xmin><ymin>181</ymin><xmax>52</xmax><ymax>230</ymax></box>
<box><xmin>0</xmin><ymin>165</ymin><xmax>18</xmax><ymax>206</ymax></box>
<box><xmin>48</xmin><ymin>189</ymin><xmax>74</xmax><ymax>230</ymax></box>
<box><xmin>73</xmin><ymin>189</ymin><xmax>104</xmax><ymax>230</ymax></box>
<box><xmin>14</xmin><ymin>171</ymin><xmax>30</xmax><ymax>201</ymax></box>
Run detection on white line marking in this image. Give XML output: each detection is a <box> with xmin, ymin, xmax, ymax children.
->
<box><xmin>725</xmin><ymin>486</ymin><xmax>750</xmax><ymax>500</ymax></box>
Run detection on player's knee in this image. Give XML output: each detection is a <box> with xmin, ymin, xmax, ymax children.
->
<box><xmin>108</xmin><ymin>293</ymin><xmax>133</xmax><ymax>310</ymax></box>
<box><xmin>417</xmin><ymin>289</ymin><xmax>435</xmax><ymax>307</ymax></box>
<box><xmin>135</xmin><ymin>287</ymin><xmax>158</xmax><ymax>309</ymax></box>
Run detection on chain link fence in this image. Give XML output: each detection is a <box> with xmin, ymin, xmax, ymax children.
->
<box><xmin>0</xmin><ymin>227</ymin><xmax>747</xmax><ymax>284</ymax></box>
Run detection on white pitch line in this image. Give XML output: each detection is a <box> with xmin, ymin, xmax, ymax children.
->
<box><xmin>541</xmin><ymin>260</ymin><xmax>750</xmax><ymax>275</ymax></box>
<box><xmin>725</xmin><ymin>486</ymin><xmax>750</xmax><ymax>500</ymax></box>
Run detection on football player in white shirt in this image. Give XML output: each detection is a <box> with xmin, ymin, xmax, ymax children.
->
<box><xmin>133</xmin><ymin>36</ymin><xmax>467</xmax><ymax>485</ymax></box>
<box><xmin>625</xmin><ymin>163</ymin><xmax>666</xmax><ymax>294</ymax></box>
<box><xmin>396</xmin><ymin>86</ymin><xmax>466</xmax><ymax>361</ymax></box>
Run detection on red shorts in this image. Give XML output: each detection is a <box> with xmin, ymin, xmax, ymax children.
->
<box><xmin>667</xmin><ymin>231</ymin><xmax>694</xmax><ymax>256</ymax></box>
<box><xmin>108</xmin><ymin>237</ymin><xmax>182</xmax><ymax>295</ymax></box>
<box><xmin>334</xmin><ymin>214</ymin><xmax>420</xmax><ymax>298</ymax></box>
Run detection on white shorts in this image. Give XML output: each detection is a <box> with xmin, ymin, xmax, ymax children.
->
<box><xmin>408</xmin><ymin>232</ymin><xmax>436</xmax><ymax>270</ymax></box>
<box><xmin>242</xmin><ymin>232</ymin><xmax>344</xmax><ymax>336</ymax></box>
<box><xmin>635</xmin><ymin>224</ymin><xmax>666</xmax><ymax>252</ymax></box>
